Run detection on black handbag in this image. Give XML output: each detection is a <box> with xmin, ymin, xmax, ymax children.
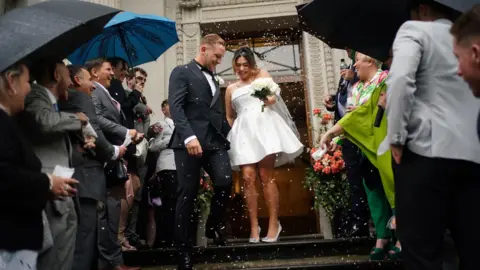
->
<box><xmin>105</xmin><ymin>159</ymin><xmax>129</xmax><ymax>188</ymax></box>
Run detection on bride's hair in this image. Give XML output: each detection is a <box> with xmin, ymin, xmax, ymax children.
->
<box><xmin>232</xmin><ymin>47</ymin><xmax>257</xmax><ymax>72</ymax></box>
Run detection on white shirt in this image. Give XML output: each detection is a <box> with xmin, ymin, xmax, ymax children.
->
<box><xmin>184</xmin><ymin>64</ymin><xmax>217</xmax><ymax>146</ymax></box>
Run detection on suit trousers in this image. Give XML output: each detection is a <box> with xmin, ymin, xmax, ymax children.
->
<box><xmin>73</xmin><ymin>198</ymin><xmax>117</xmax><ymax>270</ymax></box>
<box><xmin>37</xmin><ymin>198</ymin><xmax>77</xmax><ymax>270</ymax></box>
<box><xmin>97</xmin><ymin>192</ymin><xmax>124</xmax><ymax>269</ymax></box>
<box><xmin>394</xmin><ymin>148</ymin><xmax>480</xmax><ymax>270</ymax></box>
<box><xmin>342</xmin><ymin>140</ymin><xmax>369</xmax><ymax>230</ymax></box>
<box><xmin>157</xmin><ymin>170</ymin><xmax>178</xmax><ymax>246</ymax></box>
<box><xmin>174</xmin><ymin>149</ymin><xmax>232</xmax><ymax>251</ymax></box>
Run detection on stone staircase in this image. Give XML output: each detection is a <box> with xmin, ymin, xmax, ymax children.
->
<box><xmin>123</xmin><ymin>235</ymin><xmax>403</xmax><ymax>270</ymax></box>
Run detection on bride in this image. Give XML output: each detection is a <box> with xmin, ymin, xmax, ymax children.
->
<box><xmin>225</xmin><ymin>47</ymin><xmax>304</xmax><ymax>243</ymax></box>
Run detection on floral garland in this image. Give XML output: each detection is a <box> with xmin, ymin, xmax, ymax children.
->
<box><xmin>304</xmin><ymin>109</ymin><xmax>351</xmax><ymax>220</ymax></box>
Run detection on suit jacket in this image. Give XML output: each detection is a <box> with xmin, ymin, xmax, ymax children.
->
<box><xmin>386</xmin><ymin>19</ymin><xmax>480</xmax><ymax>164</ymax></box>
<box><xmin>109</xmin><ymin>79</ymin><xmax>141</xmax><ymax>130</ymax></box>
<box><xmin>126</xmin><ymin>88</ymin><xmax>151</xmax><ymax>134</ymax></box>
<box><xmin>0</xmin><ymin>109</ymin><xmax>51</xmax><ymax>251</ymax></box>
<box><xmin>21</xmin><ymin>83</ymin><xmax>81</xmax><ymax>219</ymax></box>
<box><xmin>58</xmin><ymin>89</ymin><xmax>114</xmax><ymax>201</ymax></box>
<box><xmin>149</xmin><ymin>117</ymin><xmax>175</xmax><ymax>172</ymax></box>
<box><xmin>22</xmin><ymin>84</ymin><xmax>81</xmax><ymax>172</ymax></box>
<box><xmin>91</xmin><ymin>81</ymin><xmax>128</xmax><ymax>145</ymax></box>
<box><xmin>168</xmin><ymin>61</ymin><xmax>231</xmax><ymax>150</ymax></box>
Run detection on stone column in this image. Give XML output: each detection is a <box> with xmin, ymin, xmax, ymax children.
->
<box><xmin>302</xmin><ymin>32</ymin><xmax>336</xmax><ymax>239</ymax></box>
<box><xmin>179</xmin><ymin>1</ymin><xmax>201</xmax><ymax>64</ymax></box>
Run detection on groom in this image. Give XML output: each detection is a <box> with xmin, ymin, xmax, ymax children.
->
<box><xmin>168</xmin><ymin>33</ymin><xmax>232</xmax><ymax>270</ymax></box>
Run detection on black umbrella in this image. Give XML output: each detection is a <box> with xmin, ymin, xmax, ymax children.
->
<box><xmin>0</xmin><ymin>0</ymin><xmax>121</xmax><ymax>72</ymax></box>
<box><xmin>297</xmin><ymin>0</ymin><xmax>470</xmax><ymax>61</ymax></box>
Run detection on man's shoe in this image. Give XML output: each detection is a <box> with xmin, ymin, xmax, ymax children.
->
<box><xmin>205</xmin><ymin>225</ymin><xmax>228</xmax><ymax>246</ymax></box>
<box><xmin>177</xmin><ymin>252</ymin><xmax>194</xmax><ymax>270</ymax></box>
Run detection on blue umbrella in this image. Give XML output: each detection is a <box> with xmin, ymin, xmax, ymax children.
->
<box><xmin>68</xmin><ymin>11</ymin><xmax>179</xmax><ymax>66</ymax></box>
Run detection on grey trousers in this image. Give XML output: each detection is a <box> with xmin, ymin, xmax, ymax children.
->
<box><xmin>37</xmin><ymin>198</ymin><xmax>77</xmax><ymax>270</ymax></box>
<box><xmin>73</xmin><ymin>198</ymin><xmax>123</xmax><ymax>270</ymax></box>
<box><xmin>97</xmin><ymin>194</ymin><xmax>124</xmax><ymax>269</ymax></box>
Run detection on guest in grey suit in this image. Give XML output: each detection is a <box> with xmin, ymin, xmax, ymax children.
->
<box><xmin>85</xmin><ymin>58</ymin><xmax>140</xmax><ymax>270</ymax></box>
<box><xmin>147</xmin><ymin>99</ymin><xmax>177</xmax><ymax>247</ymax></box>
<box><xmin>451</xmin><ymin>4</ymin><xmax>480</xmax><ymax>142</ymax></box>
<box><xmin>386</xmin><ymin>1</ymin><xmax>480</xmax><ymax>269</ymax></box>
<box><xmin>58</xmin><ymin>65</ymin><xmax>128</xmax><ymax>270</ymax></box>
<box><xmin>22</xmin><ymin>60</ymin><xmax>88</xmax><ymax>270</ymax></box>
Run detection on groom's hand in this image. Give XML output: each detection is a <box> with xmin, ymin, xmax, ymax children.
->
<box><xmin>186</xmin><ymin>138</ymin><xmax>203</xmax><ymax>157</ymax></box>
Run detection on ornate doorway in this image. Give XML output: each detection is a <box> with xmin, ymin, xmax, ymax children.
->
<box><xmin>213</xmin><ymin>29</ymin><xmax>317</xmax><ymax>238</ymax></box>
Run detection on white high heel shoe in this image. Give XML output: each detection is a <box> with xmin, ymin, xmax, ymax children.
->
<box><xmin>249</xmin><ymin>226</ymin><xmax>261</xmax><ymax>243</ymax></box>
<box><xmin>262</xmin><ymin>222</ymin><xmax>282</xmax><ymax>243</ymax></box>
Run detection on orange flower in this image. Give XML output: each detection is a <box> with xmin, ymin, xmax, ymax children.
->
<box><xmin>322</xmin><ymin>167</ymin><xmax>331</xmax><ymax>174</ymax></box>
<box><xmin>333</xmin><ymin>150</ymin><xmax>342</xmax><ymax>158</ymax></box>
<box><xmin>313</xmin><ymin>108</ymin><xmax>321</xmax><ymax>115</ymax></box>
<box><xmin>322</xmin><ymin>113</ymin><xmax>333</xmax><ymax>121</ymax></box>
<box><xmin>310</xmin><ymin>148</ymin><xmax>317</xmax><ymax>155</ymax></box>
<box><xmin>313</xmin><ymin>160</ymin><xmax>323</xmax><ymax>172</ymax></box>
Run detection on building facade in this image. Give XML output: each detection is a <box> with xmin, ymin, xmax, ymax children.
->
<box><xmin>1</xmin><ymin>0</ymin><xmax>347</xmax><ymax>237</ymax></box>
<box><xmin>1</xmin><ymin>0</ymin><xmax>348</xmax><ymax>144</ymax></box>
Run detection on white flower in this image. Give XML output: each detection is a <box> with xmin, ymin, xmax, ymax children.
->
<box><xmin>251</xmin><ymin>77</ymin><xmax>279</xmax><ymax>94</ymax></box>
<box><xmin>214</xmin><ymin>75</ymin><xmax>224</xmax><ymax>85</ymax></box>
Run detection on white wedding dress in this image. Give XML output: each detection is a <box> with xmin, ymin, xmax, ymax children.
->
<box><xmin>227</xmin><ymin>83</ymin><xmax>304</xmax><ymax>170</ymax></box>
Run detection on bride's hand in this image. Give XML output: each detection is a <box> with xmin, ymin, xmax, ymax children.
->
<box><xmin>263</xmin><ymin>95</ymin><xmax>276</xmax><ymax>106</ymax></box>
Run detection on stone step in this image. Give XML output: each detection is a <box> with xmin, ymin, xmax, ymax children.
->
<box><xmin>142</xmin><ymin>255</ymin><xmax>402</xmax><ymax>270</ymax></box>
<box><xmin>123</xmin><ymin>237</ymin><xmax>376</xmax><ymax>267</ymax></box>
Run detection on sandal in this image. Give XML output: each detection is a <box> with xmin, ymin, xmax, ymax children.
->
<box><xmin>369</xmin><ymin>247</ymin><xmax>386</xmax><ymax>261</ymax></box>
<box><xmin>120</xmin><ymin>237</ymin><xmax>137</xmax><ymax>251</ymax></box>
<box><xmin>387</xmin><ymin>242</ymin><xmax>402</xmax><ymax>260</ymax></box>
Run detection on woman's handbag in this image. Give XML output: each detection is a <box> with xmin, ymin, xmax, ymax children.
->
<box><xmin>105</xmin><ymin>159</ymin><xmax>129</xmax><ymax>188</ymax></box>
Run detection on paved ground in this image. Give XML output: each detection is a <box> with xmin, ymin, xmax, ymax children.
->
<box><xmin>143</xmin><ymin>254</ymin><xmax>369</xmax><ymax>269</ymax></box>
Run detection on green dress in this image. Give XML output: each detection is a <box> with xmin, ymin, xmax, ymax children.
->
<box><xmin>338</xmin><ymin>73</ymin><xmax>394</xmax><ymax>239</ymax></box>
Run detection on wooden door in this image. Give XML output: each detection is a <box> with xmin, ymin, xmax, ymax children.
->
<box><xmin>225</xmin><ymin>82</ymin><xmax>317</xmax><ymax>239</ymax></box>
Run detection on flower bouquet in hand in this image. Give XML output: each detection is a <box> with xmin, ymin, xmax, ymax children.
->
<box><xmin>250</xmin><ymin>77</ymin><xmax>280</xmax><ymax>112</ymax></box>
<box><xmin>196</xmin><ymin>169</ymin><xmax>214</xmax><ymax>215</ymax></box>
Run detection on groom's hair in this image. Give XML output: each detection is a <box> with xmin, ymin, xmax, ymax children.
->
<box><xmin>200</xmin><ymin>34</ymin><xmax>225</xmax><ymax>47</ymax></box>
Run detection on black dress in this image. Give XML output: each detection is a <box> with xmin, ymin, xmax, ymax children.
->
<box><xmin>0</xmin><ymin>109</ymin><xmax>51</xmax><ymax>251</ymax></box>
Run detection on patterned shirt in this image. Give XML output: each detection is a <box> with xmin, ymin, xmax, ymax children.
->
<box><xmin>349</xmin><ymin>69</ymin><xmax>388</xmax><ymax>107</ymax></box>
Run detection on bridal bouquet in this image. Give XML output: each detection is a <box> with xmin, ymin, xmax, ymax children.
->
<box><xmin>250</xmin><ymin>77</ymin><xmax>280</xmax><ymax>112</ymax></box>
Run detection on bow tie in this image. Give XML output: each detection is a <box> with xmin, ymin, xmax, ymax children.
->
<box><xmin>201</xmin><ymin>66</ymin><xmax>214</xmax><ymax>76</ymax></box>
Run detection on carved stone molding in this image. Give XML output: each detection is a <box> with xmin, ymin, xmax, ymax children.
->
<box><xmin>176</xmin><ymin>3</ymin><xmax>185</xmax><ymax>65</ymax></box>
<box><xmin>180</xmin><ymin>0</ymin><xmax>200</xmax><ymax>9</ymax></box>
<box><xmin>201</xmin><ymin>0</ymin><xmax>277</xmax><ymax>7</ymax></box>
<box><xmin>182</xmin><ymin>23</ymin><xmax>201</xmax><ymax>63</ymax></box>
<box><xmin>302</xmin><ymin>33</ymin><xmax>335</xmax><ymax>143</ymax></box>
<box><xmin>200</xmin><ymin>0</ymin><xmax>297</xmax><ymax>22</ymax></box>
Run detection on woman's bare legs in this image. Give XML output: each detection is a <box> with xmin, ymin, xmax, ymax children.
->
<box><xmin>119</xmin><ymin>174</ymin><xmax>141</xmax><ymax>250</ymax></box>
<box><xmin>241</xmin><ymin>164</ymin><xmax>260</xmax><ymax>240</ymax></box>
<box><xmin>146</xmin><ymin>208</ymin><xmax>156</xmax><ymax>247</ymax></box>
<box><xmin>258</xmin><ymin>154</ymin><xmax>279</xmax><ymax>239</ymax></box>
